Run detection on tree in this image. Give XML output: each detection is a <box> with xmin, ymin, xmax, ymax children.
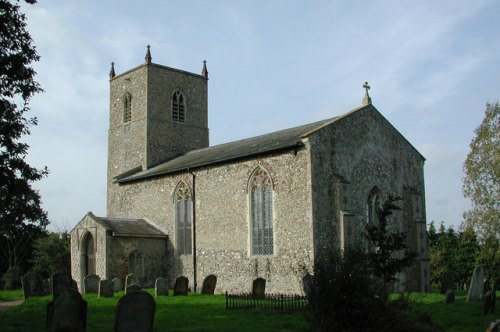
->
<box><xmin>31</xmin><ymin>232</ymin><xmax>70</xmax><ymax>278</ymax></box>
<box><xmin>463</xmin><ymin>101</ymin><xmax>499</xmax><ymax>240</ymax></box>
<box><xmin>0</xmin><ymin>0</ymin><xmax>48</xmax><ymax>278</ymax></box>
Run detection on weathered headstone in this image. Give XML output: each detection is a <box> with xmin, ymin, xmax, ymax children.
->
<box><xmin>46</xmin><ymin>289</ymin><xmax>87</xmax><ymax>332</ymax></box>
<box><xmin>52</xmin><ymin>272</ymin><xmax>74</xmax><ymax>297</ymax></box>
<box><xmin>125</xmin><ymin>273</ymin><xmax>138</xmax><ymax>289</ymax></box>
<box><xmin>440</xmin><ymin>271</ymin><xmax>454</xmax><ymax>294</ymax></box>
<box><xmin>253</xmin><ymin>278</ymin><xmax>266</xmax><ymax>298</ymax></box>
<box><xmin>483</xmin><ymin>279</ymin><xmax>490</xmax><ymax>299</ymax></box>
<box><xmin>486</xmin><ymin>320</ymin><xmax>500</xmax><ymax>332</ymax></box>
<box><xmin>444</xmin><ymin>290</ymin><xmax>455</xmax><ymax>305</ymax></box>
<box><xmin>467</xmin><ymin>266</ymin><xmax>485</xmax><ymax>301</ymax></box>
<box><xmin>84</xmin><ymin>274</ymin><xmax>100</xmax><ymax>294</ymax></box>
<box><xmin>155</xmin><ymin>277</ymin><xmax>168</xmax><ymax>297</ymax></box>
<box><xmin>112</xmin><ymin>278</ymin><xmax>123</xmax><ymax>292</ymax></box>
<box><xmin>114</xmin><ymin>291</ymin><xmax>155</xmax><ymax>332</ymax></box>
<box><xmin>125</xmin><ymin>284</ymin><xmax>142</xmax><ymax>294</ymax></box>
<box><xmin>99</xmin><ymin>279</ymin><xmax>114</xmax><ymax>298</ymax></box>
<box><xmin>22</xmin><ymin>271</ymin><xmax>45</xmax><ymax>299</ymax></box>
<box><xmin>484</xmin><ymin>290</ymin><xmax>495</xmax><ymax>315</ymax></box>
<box><xmin>173</xmin><ymin>276</ymin><xmax>189</xmax><ymax>296</ymax></box>
<box><xmin>201</xmin><ymin>275</ymin><xmax>217</xmax><ymax>295</ymax></box>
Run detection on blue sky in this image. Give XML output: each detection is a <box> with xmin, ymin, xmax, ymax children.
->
<box><xmin>19</xmin><ymin>0</ymin><xmax>500</xmax><ymax>232</ymax></box>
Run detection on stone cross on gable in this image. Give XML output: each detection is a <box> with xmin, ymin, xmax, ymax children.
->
<box><xmin>362</xmin><ymin>81</ymin><xmax>372</xmax><ymax>106</ymax></box>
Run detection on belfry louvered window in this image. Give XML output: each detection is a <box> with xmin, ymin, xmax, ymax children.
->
<box><xmin>123</xmin><ymin>92</ymin><xmax>132</xmax><ymax>123</ymax></box>
<box><xmin>172</xmin><ymin>91</ymin><xmax>185</xmax><ymax>123</ymax></box>
<box><xmin>250</xmin><ymin>168</ymin><xmax>274</xmax><ymax>255</ymax></box>
<box><xmin>175</xmin><ymin>181</ymin><xmax>192</xmax><ymax>255</ymax></box>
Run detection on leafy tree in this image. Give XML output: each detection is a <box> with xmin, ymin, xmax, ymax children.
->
<box><xmin>0</xmin><ymin>0</ymin><xmax>48</xmax><ymax>277</ymax></box>
<box><xmin>454</xmin><ymin>225</ymin><xmax>480</xmax><ymax>287</ymax></box>
<box><xmin>477</xmin><ymin>235</ymin><xmax>500</xmax><ymax>286</ymax></box>
<box><xmin>31</xmin><ymin>232</ymin><xmax>70</xmax><ymax>278</ymax></box>
<box><xmin>462</xmin><ymin>101</ymin><xmax>499</xmax><ymax>240</ymax></box>
<box><xmin>365</xmin><ymin>196</ymin><xmax>417</xmax><ymax>287</ymax></box>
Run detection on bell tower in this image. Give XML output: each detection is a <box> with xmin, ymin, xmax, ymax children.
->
<box><xmin>107</xmin><ymin>46</ymin><xmax>209</xmax><ymax>215</ymax></box>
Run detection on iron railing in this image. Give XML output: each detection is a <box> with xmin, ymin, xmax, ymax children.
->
<box><xmin>225</xmin><ymin>292</ymin><xmax>308</xmax><ymax>313</ymax></box>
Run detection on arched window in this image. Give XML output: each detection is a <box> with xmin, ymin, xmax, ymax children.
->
<box><xmin>128</xmin><ymin>250</ymin><xmax>144</xmax><ymax>277</ymax></box>
<box><xmin>367</xmin><ymin>187</ymin><xmax>382</xmax><ymax>225</ymax></box>
<box><xmin>123</xmin><ymin>92</ymin><xmax>132</xmax><ymax>123</ymax></box>
<box><xmin>172</xmin><ymin>91</ymin><xmax>185</xmax><ymax>123</ymax></box>
<box><xmin>175</xmin><ymin>181</ymin><xmax>192</xmax><ymax>255</ymax></box>
<box><xmin>250</xmin><ymin>167</ymin><xmax>274</xmax><ymax>256</ymax></box>
<box><xmin>82</xmin><ymin>232</ymin><xmax>95</xmax><ymax>276</ymax></box>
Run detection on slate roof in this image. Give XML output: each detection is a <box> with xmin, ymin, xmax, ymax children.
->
<box><xmin>116</xmin><ymin>116</ymin><xmax>340</xmax><ymax>183</ymax></box>
<box><xmin>91</xmin><ymin>214</ymin><xmax>167</xmax><ymax>238</ymax></box>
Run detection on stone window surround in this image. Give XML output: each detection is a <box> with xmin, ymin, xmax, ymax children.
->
<box><xmin>123</xmin><ymin>92</ymin><xmax>132</xmax><ymax>123</ymax></box>
<box><xmin>172</xmin><ymin>90</ymin><xmax>186</xmax><ymax>123</ymax></box>
<box><xmin>173</xmin><ymin>180</ymin><xmax>193</xmax><ymax>256</ymax></box>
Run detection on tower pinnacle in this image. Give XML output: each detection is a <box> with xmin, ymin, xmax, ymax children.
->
<box><xmin>202</xmin><ymin>60</ymin><xmax>208</xmax><ymax>79</ymax></box>
<box><xmin>145</xmin><ymin>45</ymin><xmax>152</xmax><ymax>64</ymax></box>
<box><xmin>109</xmin><ymin>62</ymin><xmax>116</xmax><ymax>79</ymax></box>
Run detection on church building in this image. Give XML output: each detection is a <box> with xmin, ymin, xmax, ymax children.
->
<box><xmin>70</xmin><ymin>46</ymin><xmax>430</xmax><ymax>294</ymax></box>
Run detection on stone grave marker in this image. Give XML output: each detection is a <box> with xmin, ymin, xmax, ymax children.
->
<box><xmin>173</xmin><ymin>276</ymin><xmax>189</xmax><ymax>296</ymax></box>
<box><xmin>125</xmin><ymin>284</ymin><xmax>142</xmax><ymax>294</ymax></box>
<box><xmin>114</xmin><ymin>291</ymin><xmax>155</xmax><ymax>332</ymax></box>
<box><xmin>22</xmin><ymin>271</ymin><xmax>45</xmax><ymax>299</ymax></box>
<box><xmin>483</xmin><ymin>290</ymin><xmax>495</xmax><ymax>315</ymax></box>
<box><xmin>486</xmin><ymin>320</ymin><xmax>500</xmax><ymax>332</ymax></box>
<box><xmin>112</xmin><ymin>278</ymin><xmax>123</xmax><ymax>292</ymax></box>
<box><xmin>252</xmin><ymin>278</ymin><xmax>266</xmax><ymax>298</ymax></box>
<box><xmin>125</xmin><ymin>273</ymin><xmax>138</xmax><ymax>289</ymax></box>
<box><xmin>467</xmin><ymin>265</ymin><xmax>485</xmax><ymax>301</ymax></box>
<box><xmin>46</xmin><ymin>289</ymin><xmax>87</xmax><ymax>332</ymax></box>
<box><xmin>52</xmin><ymin>272</ymin><xmax>74</xmax><ymax>297</ymax></box>
<box><xmin>444</xmin><ymin>290</ymin><xmax>455</xmax><ymax>304</ymax></box>
<box><xmin>201</xmin><ymin>275</ymin><xmax>217</xmax><ymax>295</ymax></box>
<box><xmin>99</xmin><ymin>279</ymin><xmax>114</xmax><ymax>298</ymax></box>
<box><xmin>440</xmin><ymin>271</ymin><xmax>454</xmax><ymax>294</ymax></box>
<box><xmin>84</xmin><ymin>274</ymin><xmax>100</xmax><ymax>294</ymax></box>
<box><xmin>483</xmin><ymin>279</ymin><xmax>490</xmax><ymax>299</ymax></box>
<box><xmin>155</xmin><ymin>277</ymin><xmax>168</xmax><ymax>297</ymax></box>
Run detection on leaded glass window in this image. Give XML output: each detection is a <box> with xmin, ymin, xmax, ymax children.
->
<box><xmin>175</xmin><ymin>181</ymin><xmax>192</xmax><ymax>255</ymax></box>
<box><xmin>250</xmin><ymin>168</ymin><xmax>274</xmax><ymax>255</ymax></box>
<box><xmin>172</xmin><ymin>91</ymin><xmax>185</xmax><ymax>123</ymax></box>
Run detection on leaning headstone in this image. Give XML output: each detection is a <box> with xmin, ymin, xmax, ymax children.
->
<box><xmin>201</xmin><ymin>275</ymin><xmax>217</xmax><ymax>295</ymax></box>
<box><xmin>84</xmin><ymin>274</ymin><xmax>100</xmax><ymax>294</ymax></box>
<box><xmin>173</xmin><ymin>276</ymin><xmax>189</xmax><ymax>296</ymax></box>
<box><xmin>125</xmin><ymin>273</ymin><xmax>138</xmax><ymax>289</ymax></box>
<box><xmin>22</xmin><ymin>271</ymin><xmax>45</xmax><ymax>299</ymax></box>
<box><xmin>444</xmin><ymin>290</ymin><xmax>455</xmax><ymax>304</ymax></box>
<box><xmin>155</xmin><ymin>278</ymin><xmax>168</xmax><ymax>297</ymax></box>
<box><xmin>484</xmin><ymin>290</ymin><xmax>495</xmax><ymax>315</ymax></box>
<box><xmin>467</xmin><ymin>266</ymin><xmax>485</xmax><ymax>301</ymax></box>
<box><xmin>125</xmin><ymin>284</ymin><xmax>142</xmax><ymax>294</ymax></box>
<box><xmin>114</xmin><ymin>291</ymin><xmax>155</xmax><ymax>332</ymax></box>
<box><xmin>46</xmin><ymin>289</ymin><xmax>87</xmax><ymax>332</ymax></box>
<box><xmin>99</xmin><ymin>279</ymin><xmax>114</xmax><ymax>298</ymax></box>
<box><xmin>252</xmin><ymin>278</ymin><xmax>266</xmax><ymax>298</ymax></box>
<box><xmin>112</xmin><ymin>278</ymin><xmax>123</xmax><ymax>292</ymax></box>
<box><xmin>52</xmin><ymin>272</ymin><xmax>74</xmax><ymax>297</ymax></box>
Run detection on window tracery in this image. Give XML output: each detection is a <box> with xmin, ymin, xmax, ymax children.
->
<box><xmin>175</xmin><ymin>181</ymin><xmax>192</xmax><ymax>255</ymax></box>
<box><xmin>250</xmin><ymin>168</ymin><xmax>274</xmax><ymax>256</ymax></box>
<box><xmin>172</xmin><ymin>91</ymin><xmax>185</xmax><ymax>123</ymax></box>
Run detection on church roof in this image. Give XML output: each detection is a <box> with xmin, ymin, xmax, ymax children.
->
<box><xmin>91</xmin><ymin>214</ymin><xmax>167</xmax><ymax>238</ymax></box>
<box><xmin>116</xmin><ymin>116</ymin><xmax>341</xmax><ymax>183</ymax></box>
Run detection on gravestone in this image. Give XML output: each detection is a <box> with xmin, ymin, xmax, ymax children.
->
<box><xmin>114</xmin><ymin>291</ymin><xmax>155</xmax><ymax>332</ymax></box>
<box><xmin>46</xmin><ymin>289</ymin><xmax>87</xmax><ymax>332</ymax></box>
<box><xmin>467</xmin><ymin>266</ymin><xmax>485</xmax><ymax>301</ymax></box>
<box><xmin>125</xmin><ymin>284</ymin><xmax>142</xmax><ymax>294</ymax></box>
<box><xmin>52</xmin><ymin>272</ymin><xmax>74</xmax><ymax>297</ymax></box>
<box><xmin>155</xmin><ymin>277</ymin><xmax>168</xmax><ymax>297</ymax></box>
<box><xmin>444</xmin><ymin>290</ymin><xmax>455</xmax><ymax>304</ymax></box>
<box><xmin>112</xmin><ymin>278</ymin><xmax>123</xmax><ymax>292</ymax></box>
<box><xmin>201</xmin><ymin>275</ymin><xmax>217</xmax><ymax>295</ymax></box>
<box><xmin>483</xmin><ymin>290</ymin><xmax>495</xmax><ymax>315</ymax></box>
<box><xmin>440</xmin><ymin>271</ymin><xmax>454</xmax><ymax>294</ymax></box>
<box><xmin>483</xmin><ymin>279</ymin><xmax>490</xmax><ymax>299</ymax></box>
<box><xmin>173</xmin><ymin>276</ymin><xmax>189</xmax><ymax>296</ymax></box>
<box><xmin>125</xmin><ymin>273</ymin><xmax>138</xmax><ymax>289</ymax></box>
<box><xmin>486</xmin><ymin>320</ymin><xmax>500</xmax><ymax>332</ymax></box>
<box><xmin>84</xmin><ymin>274</ymin><xmax>100</xmax><ymax>294</ymax></box>
<box><xmin>22</xmin><ymin>271</ymin><xmax>45</xmax><ymax>299</ymax></box>
<box><xmin>252</xmin><ymin>278</ymin><xmax>266</xmax><ymax>298</ymax></box>
<box><xmin>99</xmin><ymin>279</ymin><xmax>114</xmax><ymax>298</ymax></box>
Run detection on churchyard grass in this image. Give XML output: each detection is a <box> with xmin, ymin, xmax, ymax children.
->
<box><xmin>0</xmin><ymin>289</ymin><xmax>308</xmax><ymax>331</ymax></box>
<box><xmin>0</xmin><ymin>289</ymin><xmax>498</xmax><ymax>331</ymax></box>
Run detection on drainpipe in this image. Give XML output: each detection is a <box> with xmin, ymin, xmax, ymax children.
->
<box><xmin>188</xmin><ymin>169</ymin><xmax>197</xmax><ymax>293</ymax></box>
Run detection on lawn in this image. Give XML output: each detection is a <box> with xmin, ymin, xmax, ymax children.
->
<box><xmin>0</xmin><ymin>289</ymin><xmax>498</xmax><ymax>331</ymax></box>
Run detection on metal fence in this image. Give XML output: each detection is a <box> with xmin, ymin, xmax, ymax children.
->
<box><xmin>225</xmin><ymin>292</ymin><xmax>308</xmax><ymax>313</ymax></box>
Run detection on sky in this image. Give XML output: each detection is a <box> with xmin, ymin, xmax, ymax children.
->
<box><xmin>18</xmin><ymin>0</ymin><xmax>500</xmax><ymax>232</ymax></box>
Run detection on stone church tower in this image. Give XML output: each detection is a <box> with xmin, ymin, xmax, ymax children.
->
<box><xmin>107</xmin><ymin>46</ymin><xmax>209</xmax><ymax>216</ymax></box>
